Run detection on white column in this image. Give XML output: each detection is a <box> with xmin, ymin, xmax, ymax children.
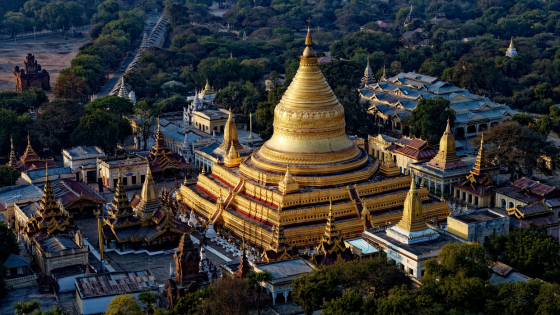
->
<box><xmin>272</xmin><ymin>292</ymin><xmax>277</xmax><ymax>305</ymax></box>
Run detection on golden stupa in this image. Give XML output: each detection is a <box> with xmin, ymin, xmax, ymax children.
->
<box><xmin>177</xmin><ymin>27</ymin><xmax>449</xmax><ymax>249</ymax></box>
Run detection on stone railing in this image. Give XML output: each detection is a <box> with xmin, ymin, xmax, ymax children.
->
<box><xmin>7</xmin><ymin>274</ymin><xmax>37</xmax><ymax>288</ymax></box>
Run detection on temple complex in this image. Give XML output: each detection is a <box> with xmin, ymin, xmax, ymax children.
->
<box><xmin>13</xmin><ymin>53</ymin><xmax>50</xmax><ymax>92</ymax></box>
<box><xmin>100</xmin><ymin>167</ymin><xmax>190</xmax><ymax>252</ymax></box>
<box><xmin>360</xmin><ymin>71</ymin><xmax>516</xmax><ymax>140</ymax></box>
<box><xmin>147</xmin><ymin>118</ymin><xmax>190</xmax><ymax>177</ymax></box>
<box><xmin>177</xmin><ymin>28</ymin><xmax>449</xmax><ymax>252</ymax></box>
<box><xmin>9</xmin><ymin>136</ymin><xmax>55</xmax><ymax>172</ymax></box>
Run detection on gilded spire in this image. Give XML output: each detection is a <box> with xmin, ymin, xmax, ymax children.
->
<box><xmin>219</xmin><ymin>107</ymin><xmax>240</xmax><ymax>152</ymax></box>
<box><xmin>427</xmin><ymin>117</ymin><xmax>466</xmax><ymax>170</ymax></box>
<box><xmin>140</xmin><ymin>165</ymin><xmax>159</xmax><ymax>201</ymax></box>
<box><xmin>201</xmin><ymin>164</ymin><xmax>206</xmax><ymax>175</ymax></box>
<box><xmin>40</xmin><ymin>164</ymin><xmax>58</xmax><ymax>212</ymax></box>
<box><xmin>205</xmin><ymin>79</ymin><xmax>211</xmax><ymax>90</ymax></box>
<box><xmin>509</xmin><ymin>37</ymin><xmax>514</xmax><ymax>49</ymax></box>
<box><xmin>395</xmin><ymin>175</ymin><xmax>429</xmax><ymax>233</ymax></box>
<box><xmin>472</xmin><ymin>134</ymin><xmax>487</xmax><ymax>175</ymax></box>
<box><xmin>157</xmin><ymin>116</ymin><xmax>161</xmax><ymax>132</ymax></box>
<box><xmin>305</xmin><ymin>18</ymin><xmax>312</xmax><ymax>46</ymax></box>
<box><xmin>322</xmin><ymin>199</ymin><xmax>339</xmax><ymax>243</ymax></box>
<box><xmin>112</xmin><ymin>166</ymin><xmax>131</xmax><ymax>211</ymax></box>
<box><xmin>10</xmin><ymin>136</ymin><xmax>13</xmax><ymax>150</ymax></box>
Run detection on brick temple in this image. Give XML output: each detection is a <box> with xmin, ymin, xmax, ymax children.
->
<box><xmin>13</xmin><ymin>53</ymin><xmax>50</xmax><ymax>92</ymax></box>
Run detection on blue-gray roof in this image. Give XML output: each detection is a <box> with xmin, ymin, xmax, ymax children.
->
<box><xmin>64</xmin><ymin>146</ymin><xmax>105</xmax><ymax>159</ymax></box>
<box><xmin>160</xmin><ymin>121</ymin><xmax>202</xmax><ymax>144</ymax></box>
<box><xmin>0</xmin><ymin>184</ymin><xmax>43</xmax><ymax>206</ymax></box>
<box><xmin>200</xmin><ymin>142</ymin><xmax>221</xmax><ymax>155</ymax></box>
<box><xmin>3</xmin><ymin>254</ymin><xmax>29</xmax><ymax>269</ymax></box>
<box><xmin>256</xmin><ymin>258</ymin><xmax>315</xmax><ymax>280</ymax></box>
<box><xmin>25</xmin><ymin>167</ymin><xmax>73</xmax><ymax>180</ymax></box>
<box><xmin>346</xmin><ymin>238</ymin><xmax>379</xmax><ymax>255</ymax></box>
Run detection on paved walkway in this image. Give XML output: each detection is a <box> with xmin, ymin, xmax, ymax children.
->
<box><xmin>97</xmin><ymin>14</ymin><xmax>161</xmax><ymax>97</ymax></box>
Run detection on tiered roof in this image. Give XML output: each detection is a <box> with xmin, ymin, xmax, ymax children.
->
<box><xmin>148</xmin><ymin>118</ymin><xmax>189</xmax><ymax>173</ymax></box>
<box><xmin>361</xmin><ymin>72</ymin><xmax>516</xmax><ymax>125</ymax></box>
<box><xmin>454</xmin><ymin>136</ymin><xmax>496</xmax><ymax>196</ymax></box>
<box><xmin>310</xmin><ymin>201</ymin><xmax>355</xmax><ymax>266</ymax></box>
<box><xmin>9</xmin><ymin>135</ymin><xmax>55</xmax><ymax>172</ymax></box>
<box><xmin>102</xmin><ymin>166</ymin><xmax>189</xmax><ymax>244</ymax></box>
<box><xmin>22</xmin><ymin>166</ymin><xmax>75</xmax><ymax>238</ymax></box>
<box><xmin>361</xmin><ymin>58</ymin><xmax>377</xmax><ymax>87</ymax></box>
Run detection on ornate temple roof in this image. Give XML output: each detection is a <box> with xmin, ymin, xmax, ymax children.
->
<box><xmin>148</xmin><ymin>118</ymin><xmax>189</xmax><ymax>172</ymax></box>
<box><xmin>10</xmin><ymin>135</ymin><xmax>55</xmax><ymax>172</ymax></box>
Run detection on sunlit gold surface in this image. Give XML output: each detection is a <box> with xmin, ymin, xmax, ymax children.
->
<box><xmin>255</xmin><ymin>35</ymin><xmax>363</xmax><ymax>174</ymax></box>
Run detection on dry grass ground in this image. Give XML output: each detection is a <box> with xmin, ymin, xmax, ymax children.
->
<box><xmin>0</xmin><ymin>33</ymin><xmax>90</xmax><ymax>99</ymax></box>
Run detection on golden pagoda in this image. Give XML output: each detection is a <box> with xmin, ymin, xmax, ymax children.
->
<box><xmin>385</xmin><ymin>175</ymin><xmax>439</xmax><ymax>244</ymax></box>
<box><xmin>426</xmin><ymin>119</ymin><xmax>466</xmax><ymax>170</ymax></box>
<box><xmin>379</xmin><ymin>152</ymin><xmax>400</xmax><ymax>177</ymax></box>
<box><xmin>200</xmin><ymin>79</ymin><xmax>216</xmax><ymax>100</ymax></box>
<box><xmin>177</xmin><ymin>26</ymin><xmax>448</xmax><ymax>250</ymax></box>
<box><xmin>218</xmin><ymin>109</ymin><xmax>244</xmax><ymax>153</ymax></box>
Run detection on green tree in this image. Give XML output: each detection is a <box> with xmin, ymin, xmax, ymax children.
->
<box><xmin>512</xmin><ymin>113</ymin><xmax>536</xmax><ymax>126</ymax></box>
<box><xmin>322</xmin><ymin>289</ymin><xmax>363</xmax><ymax>315</ymax></box>
<box><xmin>71</xmin><ymin>110</ymin><xmax>131</xmax><ymax>154</ymax></box>
<box><xmin>39</xmin><ymin>2</ymin><xmax>84</xmax><ymax>31</ymax></box>
<box><xmin>13</xmin><ymin>301</ymin><xmax>40</xmax><ymax>315</ymax></box>
<box><xmin>0</xmin><ymin>165</ymin><xmax>20</xmax><ymax>188</ymax></box>
<box><xmin>156</xmin><ymin>95</ymin><xmax>188</xmax><ymax>113</ymax></box>
<box><xmin>90</xmin><ymin>0</ymin><xmax>120</xmax><ymax>24</ymax></box>
<box><xmin>485</xmin><ymin>225</ymin><xmax>560</xmax><ymax>283</ymax></box>
<box><xmin>3</xmin><ymin>12</ymin><xmax>34</xmax><ymax>36</ymax></box>
<box><xmin>292</xmin><ymin>271</ymin><xmax>341</xmax><ymax>315</ymax></box>
<box><xmin>535</xmin><ymin>282</ymin><xmax>560</xmax><ymax>315</ymax></box>
<box><xmin>0</xmin><ymin>221</ymin><xmax>19</xmax><ymax>262</ymax></box>
<box><xmin>137</xmin><ymin>291</ymin><xmax>159</xmax><ymax>315</ymax></box>
<box><xmin>134</xmin><ymin>100</ymin><xmax>159</xmax><ymax>151</ymax></box>
<box><xmin>247</xmin><ymin>270</ymin><xmax>273</xmax><ymax>315</ymax></box>
<box><xmin>424</xmin><ymin>242</ymin><xmax>493</xmax><ymax>281</ymax></box>
<box><xmin>32</xmin><ymin>100</ymin><xmax>83</xmax><ymax>151</ymax></box>
<box><xmin>105</xmin><ymin>294</ymin><xmax>143</xmax><ymax>315</ymax></box>
<box><xmin>86</xmin><ymin>96</ymin><xmax>134</xmax><ymax>117</ymax></box>
<box><xmin>0</xmin><ymin>108</ymin><xmax>30</xmax><ymax>156</ymax></box>
<box><xmin>168</xmin><ymin>288</ymin><xmax>210</xmax><ymax>315</ymax></box>
<box><xmin>480</xmin><ymin>121</ymin><xmax>560</xmax><ymax>179</ymax></box>
<box><xmin>410</xmin><ymin>97</ymin><xmax>455</xmax><ymax>145</ymax></box>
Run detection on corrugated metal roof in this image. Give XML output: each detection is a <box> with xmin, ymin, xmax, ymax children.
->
<box><xmin>38</xmin><ymin>235</ymin><xmax>80</xmax><ymax>253</ymax></box>
<box><xmin>26</xmin><ymin>167</ymin><xmax>73</xmax><ymax>180</ymax></box>
<box><xmin>76</xmin><ymin>270</ymin><xmax>158</xmax><ymax>298</ymax></box>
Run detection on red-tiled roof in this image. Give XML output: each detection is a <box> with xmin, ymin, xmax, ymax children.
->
<box><xmin>396</xmin><ymin>146</ymin><xmax>438</xmax><ymax>160</ymax></box>
<box><xmin>406</xmin><ymin>139</ymin><xmax>427</xmax><ymax>150</ymax></box>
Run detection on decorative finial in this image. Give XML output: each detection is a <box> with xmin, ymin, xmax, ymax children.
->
<box><xmin>445</xmin><ymin>118</ymin><xmax>451</xmax><ymax>132</ymax></box>
<box><xmin>305</xmin><ymin>18</ymin><xmax>313</xmax><ymax>46</ymax></box>
<box><xmin>46</xmin><ymin>163</ymin><xmax>49</xmax><ymax>180</ymax></box>
<box><xmin>27</xmin><ymin>132</ymin><xmax>30</xmax><ymax>146</ymax></box>
<box><xmin>157</xmin><ymin>116</ymin><xmax>161</xmax><ymax>131</ymax></box>
<box><xmin>10</xmin><ymin>136</ymin><xmax>13</xmax><ymax>150</ymax></box>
